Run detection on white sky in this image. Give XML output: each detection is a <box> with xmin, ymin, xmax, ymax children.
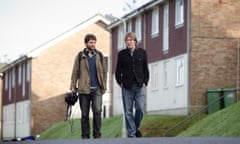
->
<box><xmin>0</xmin><ymin>0</ymin><xmax>129</xmax><ymax>62</ymax></box>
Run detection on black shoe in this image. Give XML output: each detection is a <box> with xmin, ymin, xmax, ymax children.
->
<box><xmin>136</xmin><ymin>130</ymin><xmax>142</xmax><ymax>137</ymax></box>
<box><xmin>82</xmin><ymin>135</ymin><xmax>89</xmax><ymax>139</ymax></box>
<box><xmin>94</xmin><ymin>135</ymin><xmax>101</xmax><ymax>139</ymax></box>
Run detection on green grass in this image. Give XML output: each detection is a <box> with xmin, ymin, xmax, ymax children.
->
<box><xmin>178</xmin><ymin>102</ymin><xmax>240</xmax><ymax>137</ymax></box>
<box><xmin>38</xmin><ymin>102</ymin><xmax>240</xmax><ymax>140</ymax></box>
<box><xmin>38</xmin><ymin>114</ymin><xmax>202</xmax><ymax>140</ymax></box>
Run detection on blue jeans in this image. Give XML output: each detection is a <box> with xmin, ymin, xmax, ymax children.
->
<box><xmin>79</xmin><ymin>88</ymin><xmax>102</xmax><ymax>138</ymax></box>
<box><xmin>122</xmin><ymin>84</ymin><xmax>145</xmax><ymax>137</ymax></box>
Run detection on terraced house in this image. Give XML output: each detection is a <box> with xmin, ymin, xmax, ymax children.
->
<box><xmin>0</xmin><ymin>14</ymin><xmax>111</xmax><ymax>140</ymax></box>
<box><xmin>107</xmin><ymin>0</ymin><xmax>240</xmax><ymax>115</ymax></box>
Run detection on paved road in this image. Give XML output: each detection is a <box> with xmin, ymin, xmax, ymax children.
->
<box><xmin>2</xmin><ymin>137</ymin><xmax>240</xmax><ymax>144</ymax></box>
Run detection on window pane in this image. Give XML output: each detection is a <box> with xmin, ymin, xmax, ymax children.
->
<box><xmin>135</xmin><ymin>17</ymin><xmax>142</xmax><ymax>41</ymax></box>
<box><xmin>175</xmin><ymin>0</ymin><xmax>184</xmax><ymax>26</ymax></box>
<box><xmin>163</xmin><ymin>3</ymin><xmax>169</xmax><ymax>52</ymax></box>
<box><xmin>5</xmin><ymin>72</ymin><xmax>8</xmax><ymax>90</ymax></box>
<box><xmin>176</xmin><ymin>58</ymin><xmax>184</xmax><ymax>86</ymax></box>
<box><xmin>163</xmin><ymin>61</ymin><xmax>168</xmax><ymax>87</ymax></box>
<box><xmin>151</xmin><ymin>8</ymin><xmax>159</xmax><ymax>36</ymax></box>
<box><xmin>18</xmin><ymin>64</ymin><xmax>22</xmax><ymax>85</ymax></box>
<box><xmin>118</xmin><ymin>25</ymin><xmax>124</xmax><ymax>51</ymax></box>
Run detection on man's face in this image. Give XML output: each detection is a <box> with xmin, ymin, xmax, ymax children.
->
<box><xmin>86</xmin><ymin>39</ymin><xmax>96</xmax><ymax>50</ymax></box>
<box><xmin>125</xmin><ymin>37</ymin><xmax>136</xmax><ymax>50</ymax></box>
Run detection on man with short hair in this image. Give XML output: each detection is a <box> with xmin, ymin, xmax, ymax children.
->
<box><xmin>115</xmin><ymin>32</ymin><xmax>149</xmax><ymax>138</ymax></box>
<box><xmin>70</xmin><ymin>34</ymin><xmax>107</xmax><ymax>139</ymax></box>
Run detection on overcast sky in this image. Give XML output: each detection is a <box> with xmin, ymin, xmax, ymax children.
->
<box><xmin>0</xmin><ymin>0</ymin><xmax>133</xmax><ymax>62</ymax></box>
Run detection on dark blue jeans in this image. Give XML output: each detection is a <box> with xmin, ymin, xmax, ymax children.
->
<box><xmin>122</xmin><ymin>84</ymin><xmax>145</xmax><ymax>137</ymax></box>
<box><xmin>79</xmin><ymin>88</ymin><xmax>102</xmax><ymax>138</ymax></box>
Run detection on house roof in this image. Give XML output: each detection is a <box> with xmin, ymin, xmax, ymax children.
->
<box><xmin>0</xmin><ymin>13</ymin><xmax>110</xmax><ymax>73</ymax></box>
<box><xmin>107</xmin><ymin>0</ymin><xmax>164</xmax><ymax>30</ymax></box>
<box><xmin>27</xmin><ymin>13</ymin><xmax>110</xmax><ymax>58</ymax></box>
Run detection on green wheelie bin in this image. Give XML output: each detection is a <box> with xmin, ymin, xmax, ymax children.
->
<box><xmin>206</xmin><ymin>88</ymin><xmax>223</xmax><ymax>114</ymax></box>
<box><xmin>223</xmin><ymin>88</ymin><xmax>236</xmax><ymax>108</ymax></box>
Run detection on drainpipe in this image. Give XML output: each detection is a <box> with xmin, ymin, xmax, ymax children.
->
<box><xmin>0</xmin><ymin>73</ymin><xmax>3</xmax><ymax>140</ymax></box>
<box><xmin>107</xmin><ymin>15</ymin><xmax>127</xmax><ymax>138</ymax></box>
<box><xmin>117</xmin><ymin>17</ymin><xmax>127</xmax><ymax>139</ymax></box>
<box><xmin>186</xmin><ymin>0</ymin><xmax>191</xmax><ymax>114</ymax></box>
<box><xmin>237</xmin><ymin>40</ymin><xmax>240</xmax><ymax>101</ymax></box>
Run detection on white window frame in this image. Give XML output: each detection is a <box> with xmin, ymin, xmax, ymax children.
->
<box><xmin>163</xmin><ymin>61</ymin><xmax>169</xmax><ymax>88</ymax></box>
<box><xmin>9</xmin><ymin>71</ymin><xmax>12</xmax><ymax>101</ymax></box>
<box><xmin>22</xmin><ymin>63</ymin><xmax>26</xmax><ymax>97</ymax></box>
<box><xmin>135</xmin><ymin>16</ymin><xmax>142</xmax><ymax>42</ymax></box>
<box><xmin>117</xmin><ymin>25</ymin><xmax>124</xmax><ymax>51</ymax></box>
<box><xmin>151</xmin><ymin>64</ymin><xmax>160</xmax><ymax>91</ymax></box>
<box><xmin>175</xmin><ymin>0</ymin><xmax>184</xmax><ymax>27</ymax></box>
<box><xmin>163</xmin><ymin>2</ymin><xmax>169</xmax><ymax>53</ymax></box>
<box><xmin>5</xmin><ymin>72</ymin><xmax>8</xmax><ymax>90</ymax></box>
<box><xmin>27</xmin><ymin>61</ymin><xmax>31</xmax><ymax>82</ymax></box>
<box><xmin>151</xmin><ymin>7</ymin><xmax>159</xmax><ymax>37</ymax></box>
<box><xmin>127</xmin><ymin>21</ymin><xmax>132</xmax><ymax>32</ymax></box>
<box><xmin>12</xmin><ymin>68</ymin><xmax>15</xmax><ymax>88</ymax></box>
<box><xmin>176</xmin><ymin>57</ymin><xmax>184</xmax><ymax>86</ymax></box>
<box><xmin>18</xmin><ymin>64</ymin><xmax>22</xmax><ymax>85</ymax></box>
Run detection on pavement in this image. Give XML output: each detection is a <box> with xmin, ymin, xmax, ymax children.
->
<box><xmin>2</xmin><ymin>137</ymin><xmax>240</xmax><ymax>144</ymax></box>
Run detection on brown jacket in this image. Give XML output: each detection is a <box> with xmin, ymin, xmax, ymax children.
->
<box><xmin>70</xmin><ymin>49</ymin><xmax>107</xmax><ymax>94</ymax></box>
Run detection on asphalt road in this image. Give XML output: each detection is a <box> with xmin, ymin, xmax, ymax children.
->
<box><xmin>2</xmin><ymin>137</ymin><xmax>240</xmax><ymax>144</ymax></box>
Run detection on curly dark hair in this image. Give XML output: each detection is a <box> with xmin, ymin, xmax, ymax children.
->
<box><xmin>84</xmin><ymin>34</ymin><xmax>97</xmax><ymax>44</ymax></box>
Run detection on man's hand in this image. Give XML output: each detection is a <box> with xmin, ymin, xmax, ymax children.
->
<box><xmin>71</xmin><ymin>87</ymin><xmax>76</xmax><ymax>93</ymax></box>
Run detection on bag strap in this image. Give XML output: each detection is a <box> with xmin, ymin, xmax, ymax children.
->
<box><xmin>78</xmin><ymin>50</ymin><xmax>104</xmax><ymax>64</ymax></box>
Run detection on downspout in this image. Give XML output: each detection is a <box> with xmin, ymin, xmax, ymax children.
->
<box><xmin>237</xmin><ymin>40</ymin><xmax>240</xmax><ymax>101</ymax></box>
<box><xmin>186</xmin><ymin>0</ymin><xmax>191</xmax><ymax>114</ymax></box>
<box><xmin>0</xmin><ymin>73</ymin><xmax>3</xmax><ymax>140</ymax></box>
<box><xmin>143</xmin><ymin>12</ymin><xmax>147</xmax><ymax>114</ymax></box>
<box><xmin>116</xmin><ymin>17</ymin><xmax>127</xmax><ymax>138</ymax></box>
<box><xmin>106</xmin><ymin>15</ymin><xmax>127</xmax><ymax>138</ymax></box>
<box><xmin>13</xmin><ymin>69</ymin><xmax>17</xmax><ymax>139</ymax></box>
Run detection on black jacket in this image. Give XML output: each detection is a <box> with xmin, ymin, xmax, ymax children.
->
<box><xmin>115</xmin><ymin>48</ymin><xmax>149</xmax><ymax>89</ymax></box>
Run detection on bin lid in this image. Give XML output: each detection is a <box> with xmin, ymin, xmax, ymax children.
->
<box><xmin>222</xmin><ymin>88</ymin><xmax>236</xmax><ymax>92</ymax></box>
<box><xmin>206</xmin><ymin>88</ymin><xmax>222</xmax><ymax>92</ymax></box>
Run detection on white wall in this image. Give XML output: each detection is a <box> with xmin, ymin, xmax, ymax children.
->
<box><xmin>147</xmin><ymin>54</ymin><xmax>188</xmax><ymax>115</ymax></box>
<box><xmin>3</xmin><ymin>104</ymin><xmax>15</xmax><ymax>140</ymax></box>
<box><xmin>112</xmin><ymin>78</ymin><xmax>124</xmax><ymax>115</ymax></box>
<box><xmin>111</xmin><ymin>54</ymin><xmax>189</xmax><ymax>115</ymax></box>
<box><xmin>3</xmin><ymin>100</ymin><xmax>31</xmax><ymax>140</ymax></box>
<box><xmin>16</xmin><ymin>100</ymin><xmax>31</xmax><ymax>138</ymax></box>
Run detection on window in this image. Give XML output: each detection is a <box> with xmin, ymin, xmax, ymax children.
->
<box><xmin>151</xmin><ymin>7</ymin><xmax>159</xmax><ymax>37</ymax></box>
<box><xmin>22</xmin><ymin>63</ymin><xmax>25</xmax><ymax>97</ymax></box>
<box><xmin>163</xmin><ymin>61</ymin><xmax>169</xmax><ymax>88</ymax></box>
<box><xmin>135</xmin><ymin>16</ymin><xmax>142</xmax><ymax>42</ymax></box>
<box><xmin>9</xmin><ymin>72</ymin><xmax>12</xmax><ymax>101</ymax></box>
<box><xmin>163</xmin><ymin>2</ymin><xmax>169</xmax><ymax>52</ymax></box>
<box><xmin>27</xmin><ymin>61</ymin><xmax>31</xmax><ymax>82</ymax></box>
<box><xmin>176</xmin><ymin>58</ymin><xmax>184</xmax><ymax>86</ymax></box>
<box><xmin>127</xmin><ymin>21</ymin><xmax>132</xmax><ymax>32</ymax></box>
<box><xmin>18</xmin><ymin>64</ymin><xmax>22</xmax><ymax>85</ymax></box>
<box><xmin>4</xmin><ymin>72</ymin><xmax>8</xmax><ymax>90</ymax></box>
<box><xmin>151</xmin><ymin>64</ymin><xmax>160</xmax><ymax>91</ymax></box>
<box><xmin>175</xmin><ymin>0</ymin><xmax>184</xmax><ymax>27</ymax></box>
<box><xmin>12</xmin><ymin>68</ymin><xmax>15</xmax><ymax>87</ymax></box>
<box><xmin>117</xmin><ymin>25</ymin><xmax>124</xmax><ymax>51</ymax></box>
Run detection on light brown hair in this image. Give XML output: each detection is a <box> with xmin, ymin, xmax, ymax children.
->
<box><xmin>125</xmin><ymin>32</ymin><xmax>137</xmax><ymax>42</ymax></box>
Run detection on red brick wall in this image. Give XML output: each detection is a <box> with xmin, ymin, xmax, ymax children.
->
<box><xmin>31</xmin><ymin>22</ymin><xmax>110</xmax><ymax>135</ymax></box>
<box><xmin>190</xmin><ymin>0</ymin><xmax>240</xmax><ymax>111</ymax></box>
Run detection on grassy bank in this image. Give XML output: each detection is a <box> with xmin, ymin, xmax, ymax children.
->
<box><xmin>38</xmin><ymin>102</ymin><xmax>240</xmax><ymax>140</ymax></box>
